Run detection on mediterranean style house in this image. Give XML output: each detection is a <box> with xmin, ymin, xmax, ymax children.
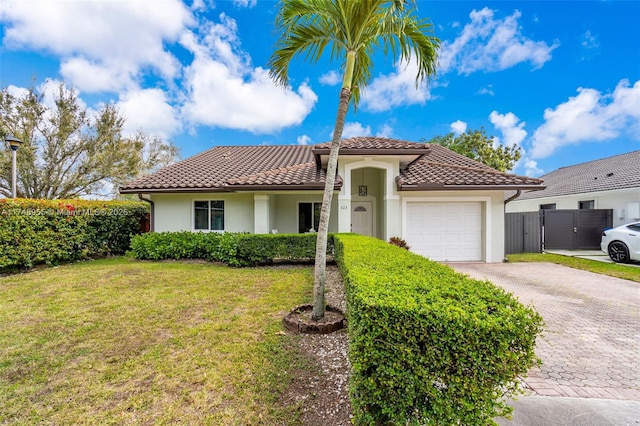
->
<box><xmin>121</xmin><ymin>137</ymin><xmax>544</xmax><ymax>262</ymax></box>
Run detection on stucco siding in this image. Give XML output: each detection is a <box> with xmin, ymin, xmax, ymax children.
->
<box><xmin>150</xmin><ymin>193</ymin><xmax>254</xmax><ymax>233</ymax></box>
<box><xmin>273</xmin><ymin>193</ymin><xmax>338</xmax><ymax>234</ymax></box>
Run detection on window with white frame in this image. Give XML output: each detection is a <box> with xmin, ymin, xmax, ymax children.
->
<box><xmin>298</xmin><ymin>202</ymin><xmax>321</xmax><ymax>233</ymax></box>
<box><xmin>194</xmin><ymin>200</ymin><xmax>225</xmax><ymax>231</ymax></box>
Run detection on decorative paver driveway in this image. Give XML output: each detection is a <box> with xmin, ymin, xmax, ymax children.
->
<box><xmin>449</xmin><ymin>262</ymin><xmax>640</xmax><ymax>401</ymax></box>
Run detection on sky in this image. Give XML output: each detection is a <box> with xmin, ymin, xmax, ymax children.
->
<box><xmin>1</xmin><ymin>0</ymin><xmax>639</xmax><ymax>178</ymax></box>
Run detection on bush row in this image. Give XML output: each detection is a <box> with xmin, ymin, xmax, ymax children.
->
<box><xmin>0</xmin><ymin>198</ymin><xmax>149</xmax><ymax>271</ymax></box>
<box><xmin>128</xmin><ymin>232</ymin><xmax>333</xmax><ymax>267</ymax></box>
<box><xmin>333</xmin><ymin>234</ymin><xmax>544</xmax><ymax>425</ymax></box>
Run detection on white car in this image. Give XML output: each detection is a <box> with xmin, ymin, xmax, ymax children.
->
<box><xmin>601</xmin><ymin>222</ymin><xmax>640</xmax><ymax>263</ymax></box>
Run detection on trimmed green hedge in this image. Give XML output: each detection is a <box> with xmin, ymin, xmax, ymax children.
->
<box><xmin>334</xmin><ymin>234</ymin><xmax>543</xmax><ymax>425</ymax></box>
<box><xmin>128</xmin><ymin>232</ymin><xmax>333</xmax><ymax>267</ymax></box>
<box><xmin>0</xmin><ymin>198</ymin><xmax>149</xmax><ymax>271</ymax></box>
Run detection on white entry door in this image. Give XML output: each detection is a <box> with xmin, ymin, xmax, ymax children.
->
<box><xmin>351</xmin><ymin>201</ymin><xmax>373</xmax><ymax>236</ymax></box>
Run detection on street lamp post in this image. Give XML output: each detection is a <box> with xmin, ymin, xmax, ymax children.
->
<box><xmin>5</xmin><ymin>136</ymin><xmax>24</xmax><ymax>198</ymax></box>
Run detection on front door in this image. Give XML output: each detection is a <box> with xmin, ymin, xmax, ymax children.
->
<box><xmin>351</xmin><ymin>201</ymin><xmax>373</xmax><ymax>236</ymax></box>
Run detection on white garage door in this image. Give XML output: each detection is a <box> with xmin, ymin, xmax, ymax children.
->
<box><xmin>405</xmin><ymin>202</ymin><xmax>483</xmax><ymax>262</ymax></box>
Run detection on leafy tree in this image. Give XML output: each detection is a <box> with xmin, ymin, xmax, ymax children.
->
<box><xmin>427</xmin><ymin>128</ymin><xmax>522</xmax><ymax>172</ymax></box>
<box><xmin>0</xmin><ymin>83</ymin><xmax>178</xmax><ymax>199</ymax></box>
<box><xmin>269</xmin><ymin>0</ymin><xmax>439</xmax><ymax>320</ymax></box>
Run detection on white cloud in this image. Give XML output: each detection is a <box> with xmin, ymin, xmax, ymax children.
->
<box><xmin>489</xmin><ymin>111</ymin><xmax>527</xmax><ymax>146</ymax></box>
<box><xmin>319</xmin><ymin>70</ymin><xmax>341</xmax><ymax>86</ymax></box>
<box><xmin>450</xmin><ymin>120</ymin><xmax>467</xmax><ymax>135</ymax></box>
<box><xmin>60</xmin><ymin>58</ymin><xmax>138</xmax><ymax>93</ymax></box>
<box><xmin>181</xmin><ymin>14</ymin><xmax>317</xmax><ymax>133</ymax></box>
<box><xmin>376</xmin><ymin>124</ymin><xmax>394</xmax><ymax>138</ymax></box>
<box><xmin>524</xmin><ymin>159</ymin><xmax>543</xmax><ymax>177</ymax></box>
<box><xmin>233</xmin><ymin>0</ymin><xmax>257</xmax><ymax>7</ymax></box>
<box><xmin>361</xmin><ymin>60</ymin><xmax>432</xmax><ymax>112</ymax></box>
<box><xmin>439</xmin><ymin>8</ymin><xmax>559</xmax><ymax>75</ymax></box>
<box><xmin>530</xmin><ymin>79</ymin><xmax>640</xmax><ymax>158</ymax></box>
<box><xmin>5</xmin><ymin>84</ymin><xmax>29</xmax><ymax>100</ymax></box>
<box><xmin>117</xmin><ymin>88</ymin><xmax>181</xmax><ymax>138</ymax></box>
<box><xmin>297</xmin><ymin>134</ymin><xmax>311</xmax><ymax>145</ymax></box>
<box><xmin>477</xmin><ymin>86</ymin><xmax>495</xmax><ymax>96</ymax></box>
<box><xmin>1</xmin><ymin>0</ymin><xmax>192</xmax><ymax>93</ymax></box>
<box><xmin>337</xmin><ymin>122</ymin><xmax>372</xmax><ymax>139</ymax></box>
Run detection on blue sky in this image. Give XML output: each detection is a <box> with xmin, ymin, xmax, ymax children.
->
<box><xmin>1</xmin><ymin>0</ymin><xmax>639</xmax><ymax>177</ymax></box>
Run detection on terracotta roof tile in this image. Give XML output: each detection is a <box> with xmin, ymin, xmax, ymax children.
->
<box><xmin>120</xmin><ymin>137</ymin><xmax>544</xmax><ymax>193</ymax></box>
<box><xmin>313</xmin><ymin>136</ymin><xmax>429</xmax><ymax>153</ymax></box>
<box><xmin>398</xmin><ymin>145</ymin><xmax>544</xmax><ymax>190</ymax></box>
<box><xmin>120</xmin><ymin>145</ymin><xmax>319</xmax><ymax>192</ymax></box>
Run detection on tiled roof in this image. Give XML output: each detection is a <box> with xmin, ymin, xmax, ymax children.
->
<box><xmin>515</xmin><ymin>150</ymin><xmax>640</xmax><ymax>200</ymax></box>
<box><xmin>313</xmin><ymin>136</ymin><xmax>430</xmax><ymax>153</ymax></box>
<box><xmin>120</xmin><ymin>145</ymin><xmax>328</xmax><ymax>192</ymax></box>
<box><xmin>398</xmin><ymin>144</ymin><xmax>543</xmax><ymax>190</ymax></box>
<box><xmin>120</xmin><ymin>137</ymin><xmax>545</xmax><ymax>193</ymax></box>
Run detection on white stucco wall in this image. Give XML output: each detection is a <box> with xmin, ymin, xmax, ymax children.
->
<box><xmin>272</xmin><ymin>193</ymin><xmax>339</xmax><ymax>234</ymax></box>
<box><xmin>150</xmin><ymin>191</ymin><xmax>338</xmax><ymax>234</ymax></box>
<box><xmin>150</xmin><ymin>193</ymin><xmax>254</xmax><ymax>233</ymax></box>
<box><xmin>146</xmin><ymin>181</ymin><xmax>508</xmax><ymax>262</ymax></box>
<box><xmin>506</xmin><ymin>187</ymin><xmax>640</xmax><ymax>227</ymax></box>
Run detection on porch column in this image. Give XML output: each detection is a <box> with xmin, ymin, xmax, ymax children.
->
<box><xmin>338</xmin><ymin>195</ymin><xmax>351</xmax><ymax>233</ymax></box>
<box><xmin>385</xmin><ymin>195</ymin><xmax>401</xmax><ymax>241</ymax></box>
<box><xmin>254</xmin><ymin>194</ymin><xmax>270</xmax><ymax>234</ymax></box>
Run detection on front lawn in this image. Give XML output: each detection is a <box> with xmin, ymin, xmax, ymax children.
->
<box><xmin>507</xmin><ymin>253</ymin><xmax>640</xmax><ymax>283</ymax></box>
<box><xmin>0</xmin><ymin>258</ymin><xmax>312</xmax><ymax>425</ymax></box>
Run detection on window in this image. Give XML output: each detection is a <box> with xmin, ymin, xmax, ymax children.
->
<box><xmin>627</xmin><ymin>224</ymin><xmax>640</xmax><ymax>232</ymax></box>
<box><xmin>194</xmin><ymin>200</ymin><xmax>224</xmax><ymax>231</ymax></box>
<box><xmin>540</xmin><ymin>203</ymin><xmax>556</xmax><ymax>210</ymax></box>
<box><xmin>579</xmin><ymin>200</ymin><xmax>595</xmax><ymax>210</ymax></box>
<box><xmin>299</xmin><ymin>202</ymin><xmax>321</xmax><ymax>233</ymax></box>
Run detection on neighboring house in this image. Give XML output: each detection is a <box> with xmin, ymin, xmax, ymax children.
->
<box><xmin>120</xmin><ymin>137</ymin><xmax>544</xmax><ymax>262</ymax></box>
<box><xmin>506</xmin><ymin>151</ymin><xmax>640</xmax><ymax>227</ymax></box>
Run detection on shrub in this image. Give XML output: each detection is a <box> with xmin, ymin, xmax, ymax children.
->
<box><xmin>334</xmin><ymin>234</ymin><xmax>543</xmax><ymax>425</ymax></box>
<box><xmin>128</xmin><ymin>232</ymin><xmax>334</xmax><ymax>267</ymax></box>
<box><xmin>388</xmin><ymin>236</ymin><xmax>410</xmax><ymax>250</ymax></box>
<box><xmin>0</xmin><ymin>198</ymin><xmax>148</xmax><ymax>272</ymax></box>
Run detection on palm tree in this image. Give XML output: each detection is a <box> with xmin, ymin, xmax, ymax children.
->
<box><xmin>269</xmin><ymin>0</ymin><xmax>439</xmax><ymax>320</ymax></box>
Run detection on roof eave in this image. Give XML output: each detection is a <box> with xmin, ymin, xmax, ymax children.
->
<box><xmin>397</xmin><ymin>184</ymin><xmax>547</xmax><ymax>191</ymax></box>
<box><xmin>225</xmin><ymin>183</ymin><xmax>342</xmax><ymax>191</ymax></box>
<box><xmin>119</xmin><ymin>182</ymin><xmax>343</xmax><ymax>194</ymax></box>
<box><xmin>119</xmin><ymin>187</ymin><xmax>232</xmax><ymax>194</ymax></box>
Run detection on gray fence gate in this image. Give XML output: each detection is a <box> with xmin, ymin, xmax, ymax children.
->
<box><xmin>542</xmin><ymin>209</ymin><xmax>613</xmax><ymax>250</ymax></box>
<box><xmin>505</xmin><ymin>211</ymin><xmax>542</xmax><ymax>254</ymax></box>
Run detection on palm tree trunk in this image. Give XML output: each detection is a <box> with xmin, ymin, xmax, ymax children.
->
<box><xmin>311</xmin><ymin>86</ymin><xmax>351</xmax><ymax>321</ymax></box>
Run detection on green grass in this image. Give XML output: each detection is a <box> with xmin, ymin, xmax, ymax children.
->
<box><xmin>0</xmin><ymin>258</ymin><xmax>313</xmax><ymax>425</ymax></box>
<box><xmin>507</xmin><ymin>253</ymin><xmax>640</xmax><ymax>283</ymax></box>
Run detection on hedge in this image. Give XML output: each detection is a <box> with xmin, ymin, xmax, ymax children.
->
<box><xmin>0</xmin><ymin>198</ymin><xmax>149</xmax><ymax>272</ymax></box>
<box><xmin>128</xmin><ymin>232</ymin><xmax>334</xmax><ymax>266</ymax></box>
<box><xmin>333</xmin><ymin>234</ymin><xmax>543</xmax><ymax>425</ymax></box>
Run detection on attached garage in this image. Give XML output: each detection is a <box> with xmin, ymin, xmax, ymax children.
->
<box><xmin>404</xmin><ymin>202</ymin><xmax>483</xmax><ymax>262</ymax></box>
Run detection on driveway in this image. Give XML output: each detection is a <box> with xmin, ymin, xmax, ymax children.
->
<box><xmin>448</xmin><ymin>262</ymin><xmax>640</xmax><ymax>401</ymax></box>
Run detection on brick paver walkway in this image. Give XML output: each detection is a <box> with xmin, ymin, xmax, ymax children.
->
<box><xmin>449</xmin><ymin>262</ymin><xmax>640</xmax><ymax>401</ymax></box>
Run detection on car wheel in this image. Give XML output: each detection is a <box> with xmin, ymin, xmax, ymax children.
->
<box><xmin>608</xmin><ymin>241</ymin><xmax>630</xmax><ymax>263</ymax></box>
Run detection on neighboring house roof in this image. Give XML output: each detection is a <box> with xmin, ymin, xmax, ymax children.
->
<box><xmin>514</xmin><ymin>150</ymin><xmax>640</xmax><ymax>201</ymax></box>
<box><xmin>120</xmin><ymin>137</ymin><xmax>544</xmax><ymax>193</ymax></box>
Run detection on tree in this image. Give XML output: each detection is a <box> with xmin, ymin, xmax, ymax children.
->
<box><xmin>269</xmin><ymin>0</ymin><xmax>439</xmax><ymax>320</ymax></box>
<box><xmin>426</xmin><ymin>128</ymin><xmax>522</xmax><ymax>172</ymax></box>
<box><xmin>0</xmin><ymin>83</ymin><xmax>179</xmax><ymax>199</ymax></box>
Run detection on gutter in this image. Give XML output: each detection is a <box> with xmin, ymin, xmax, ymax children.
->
<box><xmin>137</xmin><ymin>193</ymin><xmax>154</xmax><ymax>232</ymax></box>
<box><xmin>504</xmin><ymin>190</ymin><xmax>522</xmax><ymax>205</ymax></box>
